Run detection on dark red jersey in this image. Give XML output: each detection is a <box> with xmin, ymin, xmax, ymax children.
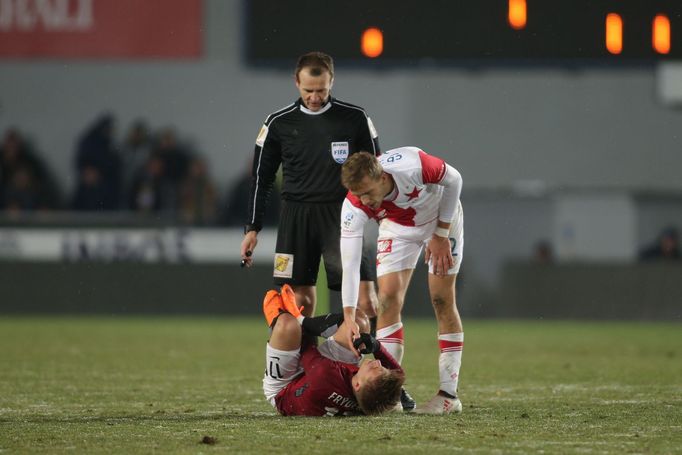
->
<box><xmin>275</xmin><ymin>343</ymin><xmax>402</xmax><ymax>417</ymax></box>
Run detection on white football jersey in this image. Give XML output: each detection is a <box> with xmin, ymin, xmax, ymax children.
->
<box><xmin>341</xmin><ymin>146</ymin><xmax>449</xmax><ymax>237</ymax></box>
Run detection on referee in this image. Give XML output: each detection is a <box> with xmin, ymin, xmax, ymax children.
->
<box><xmin>240</xmin><ymin>51</ymin><xmax>379</xmax><ymax>321</ymax></box>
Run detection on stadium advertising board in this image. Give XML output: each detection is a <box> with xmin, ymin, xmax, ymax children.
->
<box><xmin>0</xmin><ymin>0</ymin><xmax>202</xmax><ymax>58</ymax></box>
<box><xmin>0</xmin><ymin>228</ymin><xmax>275</xmax><ymax>262</ymax></box>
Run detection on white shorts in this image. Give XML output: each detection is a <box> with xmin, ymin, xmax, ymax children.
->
<box><xmin>376</xmin><ymin>200</ymin><xmax>463</xmax><ymax>277</ymax></box>
<box><xmin>262</xmin><ymin>337</ymin><xmax>361</xmax><ymax>407</ymax></box>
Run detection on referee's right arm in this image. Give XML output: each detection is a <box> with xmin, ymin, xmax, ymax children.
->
<box><xmin>241</xmin><ymin>123</ymin><xmax>282</xmax><ymax>265</ymax></box>
<box><xmin>246</xmin><ymin>124</ymin><xmax>282</xmax><ymax>233</ymax></box>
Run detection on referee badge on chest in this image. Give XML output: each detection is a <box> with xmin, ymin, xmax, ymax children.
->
<box><xmin>331</xmin><ymin>142</ymin><xmax>349</xmax><ymax>164</ymax></box>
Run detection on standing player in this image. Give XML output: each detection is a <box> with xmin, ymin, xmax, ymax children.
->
<box><xmin>339</xmin><ymin>148</ymin><xmax>465</xmax><ymax>414</ymax></box>
<box><xmin>240</xmin><ymin>51</ymin><xmax>379</xmax><ymax>323</ymax></box>
<box><xmin>262</xmin><ymin>285</ymin><xmax>404</xmax><ymax>416</ymax></box>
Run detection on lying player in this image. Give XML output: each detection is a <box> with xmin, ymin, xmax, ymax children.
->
<box><xmin>262</xmin><ymin>284</ymin><xmax>405</xmax><ymax>416</ymax></box>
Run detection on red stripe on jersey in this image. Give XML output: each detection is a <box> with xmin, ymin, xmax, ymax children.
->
<box><xmin>381</xmin><ymin>201</ymin><xmax>416</xmax><ymax>226</ymax></box>
<box><xmin>418</xmin><ymin>150</ymin><xmax>446</xmax><ymax>183</ymax></box>
<box><xmin>439</xmin><ymin>340</ymin><xmax>463</xmax><ymax>351</ymax></box>
<box><xmin>347</xmin><ymin>191</ymin><xmax>417</xmax><ymax>226</ymax></box>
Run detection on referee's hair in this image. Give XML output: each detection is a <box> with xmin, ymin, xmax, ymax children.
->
<box><xmin>341</xmin><ymin>152</ymin><xmax>383</xmax><ymax>190</ymax></box>
<box><xmin>295</xmin><ymin>51</ymin><xmax>334</xmax><ymax>80</ymax></box>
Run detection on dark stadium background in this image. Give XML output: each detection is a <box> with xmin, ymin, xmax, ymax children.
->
<box><xmin>1</xmin><ymin>0</ymin><xmax>681</xmax><ymax>319</ymax></box>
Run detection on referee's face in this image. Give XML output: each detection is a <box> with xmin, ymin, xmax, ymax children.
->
<box><xmin>296</xmin><ymin>68</ymin><xmax>333</xmax><ymax>112</ymax></box>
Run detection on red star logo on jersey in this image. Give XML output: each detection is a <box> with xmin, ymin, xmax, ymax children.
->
<box><xmin>406</xmin><ymin>186</ymin><xmax>421</xmax><ymax>200</ymax></box>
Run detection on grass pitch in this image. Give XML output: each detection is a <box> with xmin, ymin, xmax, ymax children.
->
<box><xmin>1</xmin><ymin>317</ymin><xmax>681</xmax><ymax>454</ymax></box>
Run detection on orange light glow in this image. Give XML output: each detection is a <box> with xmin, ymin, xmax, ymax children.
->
<box><xmin>653</xmin><ymin>14</ymin><xmax>671</xmax><ymax>55</ymax></box>
<box><xmin>361</xmin><ymin>27</ymin><xmax>383</xmax><ymax>58</ymax></box>
<box><xmin>508</xmin><ymin>0</ymin><xmax>527</xmax><ymax>30</ymax></box>
<box><xmin>605</xmin><ymin>13</ymin><xmax>623</xmax><ymax>55</ymax></box>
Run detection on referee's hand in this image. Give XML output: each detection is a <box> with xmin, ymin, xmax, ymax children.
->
<box><xmin>240</xmin><ymin>232</ymin><xmax>258</xmax><ymax>267</ymax></box>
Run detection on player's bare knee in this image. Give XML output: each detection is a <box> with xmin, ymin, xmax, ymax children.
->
<box><xmin>431</xmin><ymin>295</ymin><xmax>453</xmax><ymax>313</ymax></box>
<box><xmin>375</xmin><ymin>295</ymin><xmax>391</xmax><ymax>315</ymax></box>
<box><xmin>376</xmin><ymin>295</ymin><xmax>401</xmax><ymax>318</ymax></box>
<box><xmin>273</xmin><ymin>313</ymin><xmax>300</xmax><ymax>336</ymax></box>
<box><xmin>355</xmin><ymin>308</ymin><xmax>371</xmax><ymax>333</ymax></box>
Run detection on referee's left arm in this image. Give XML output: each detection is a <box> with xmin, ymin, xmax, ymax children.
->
<box><xmin>356</xmin><ymin>113</ymin><xmax>380</xmax><ymax>157</ymax></box>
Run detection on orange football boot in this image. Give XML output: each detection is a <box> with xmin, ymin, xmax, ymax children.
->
<box><xmin>262</xmin><ymin>289</ymin><xmax>285</xmax><ymax>327</ymax></box>
<box><xmin>280</xmin><ymin>284</ymin><xmax>303</xmax><ymax>318</ymax></box>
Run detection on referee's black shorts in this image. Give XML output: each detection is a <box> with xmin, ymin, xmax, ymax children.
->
<box><xmin>273</xmin><ymin>200</ymin><xmax>376</xmax><ymax>291</ymax></box>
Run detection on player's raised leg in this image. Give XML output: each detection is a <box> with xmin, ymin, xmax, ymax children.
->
<box><xmin>262</xmin><ymin>298</ymin><xmax>304</xmax><ymax>407</ymax></box>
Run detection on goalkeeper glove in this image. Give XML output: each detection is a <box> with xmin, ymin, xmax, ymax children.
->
<box><xmin>353</xmin><ymin>333</ymin><xmax>381</xmax><ymax>355</ymax></box>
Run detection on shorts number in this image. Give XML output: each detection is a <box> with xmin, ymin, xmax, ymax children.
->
<box><xmin>449</xmin><ymin>238</ymin><xmax>457</xmax><ymax>256</ymax></box>
<box><xmin>385</xmin><ymin>153</ymin><xmax>402</xmax><ymax>163</ymax></box>
<box><xmin>268</xmin><ymin>357</ymin><xmax>283</xmax><ymax>379</ymax></box>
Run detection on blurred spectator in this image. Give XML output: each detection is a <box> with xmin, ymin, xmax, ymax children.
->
<box><xmin>128</xmin><ymin>153</ymin><xmax>175</xmax><ymax>213</ymax></box>
<box><xmin>222</xmin><ymin>162</ymin><xmax>281</xmax><ymax>227</ymax></box>
<box><xmin>120</xmin><ymin>120</ymin><xmax>152</xmax><ymax>205</ymax></box>
<box><xmin>72</xmin><ymin>114</ymin><xmax>121</xmax><ymax>211</ymax></box>
<box><xmin>180</xmin><ymin>156</ymin><xmax>218</xmax><ymax>225</ymax></box>
<box><xmin>147</xmin><ymin>128</ymin><xmax>191</xmax><ymax>212</ymax></box>
<box><xmin>639</xmin><ymin>227</ymin><xmax>680</xmax><ymax>261</ymax></box>
<box><xmin>0</xmin><ymin>128</ymin><xmax>61</xmax><ymax>212</ymax></box>
<box><xmin>532</xmin><ymin>240</ymin><xmax>554</xmax><ymax>264</ymax></box>
<box><xmin>154</xmin><ymin>128</ymin><xmax>190</xmax><ymax>184</ymax></box>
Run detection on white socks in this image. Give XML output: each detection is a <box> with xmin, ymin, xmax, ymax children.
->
<box><xmin>376</xmin><ymin>322</ymin><xmax>404</xmax><ymax>364</ymax></box>
<box><xmin>438</xmin><ymin>332</ymin><xmax>463</xmax><ymax>396</ymax></box>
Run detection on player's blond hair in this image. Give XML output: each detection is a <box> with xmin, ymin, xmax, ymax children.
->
<box><xmin>355</xmin><ymin>369</ymin><xmax>405</xmax><ymax>415</ymax></box>
<box><xmin>341</xmin><ymin>152</ymin><xmax>383</xmax><ymax>190</ymax></box>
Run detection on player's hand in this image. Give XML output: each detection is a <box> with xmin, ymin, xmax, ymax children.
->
<box><xmin>340</xmin><ymin>318</ymin><xmax>362</xmax><ymax>358</ymax></box>
<box><xmin>240</xmin><ymin>231</ymin><xmax>258</xmax><ymax>267</ymax></box>
<box><xmin>353</xmin><ymin>333</ymin><xmax>381</xmax><ymax>355</ymax></box>
<box><xmin>425</xmin><ymin>235</ymin><xmax>454</xmax><ymax>276</ymax></box>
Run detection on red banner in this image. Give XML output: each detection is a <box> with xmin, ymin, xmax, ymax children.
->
<box><xmin>0</xmin><ymin>0</ymin><xmax>202</xmax><ymax>58</ymax></box>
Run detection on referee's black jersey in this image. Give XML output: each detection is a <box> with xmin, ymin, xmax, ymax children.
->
<box><xmin>246</xmin><ymin>97</ymin><xmax>380</xmax><ymax>231</ymax></box>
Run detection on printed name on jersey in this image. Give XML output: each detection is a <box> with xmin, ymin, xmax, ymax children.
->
<box><xmin>378</xmin><ymin>239</ymin><xmax>393</xmax><ymax>254</ymax></box>
<box><xmin>255</xmin><ymin>124</ymin><xmax>269</xmax><ymax>147</ymax></box>
<box><xmin>367</xmin><ymin>117</ymin><xmax>378</xmax><ymax>139</ymax></box>
<box><xmin>273</xmin><ymin>253</ymin><xmax>294</xmax><ymax>278</ymax></box>
<box><xmin>327</xmin><ymin>392</ymin><xmax>358</xmax><ymax>409</ymax></box>
<box><xmin>331</xmin><ymin>142</ymin><xmax>350</xmax><ymax>164</ymax></box>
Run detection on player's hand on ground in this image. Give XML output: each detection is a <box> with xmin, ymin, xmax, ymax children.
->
<box><xmin>425</xmin><ymin>235</ymin><xmax>454</xmax><ymax>276</ymax></box>
<box><xmin>240</xmin><ymin>232</ymin><xmax>258</xmax><ymax>267</ymax></box>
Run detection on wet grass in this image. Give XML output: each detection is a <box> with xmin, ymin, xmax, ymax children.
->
<box><xmin>1</xmin><ymin>317</ymin><xmax>680</xmax><ymax>454</ymax></box>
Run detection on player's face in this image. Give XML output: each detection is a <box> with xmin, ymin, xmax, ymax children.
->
<box><xmin>356</xmin><ymin>359</ymin><xmax>386</xmax><ymax>384</ymax></box>
<box><xmin>350</xmin><ymin>175</ymin><xmax>387</xmax><ymax>210</ymax></box>
<box><xmin>296</xmin><ymin>68</ymin><xmax>333</xmax><ymax>112</ymax></box>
